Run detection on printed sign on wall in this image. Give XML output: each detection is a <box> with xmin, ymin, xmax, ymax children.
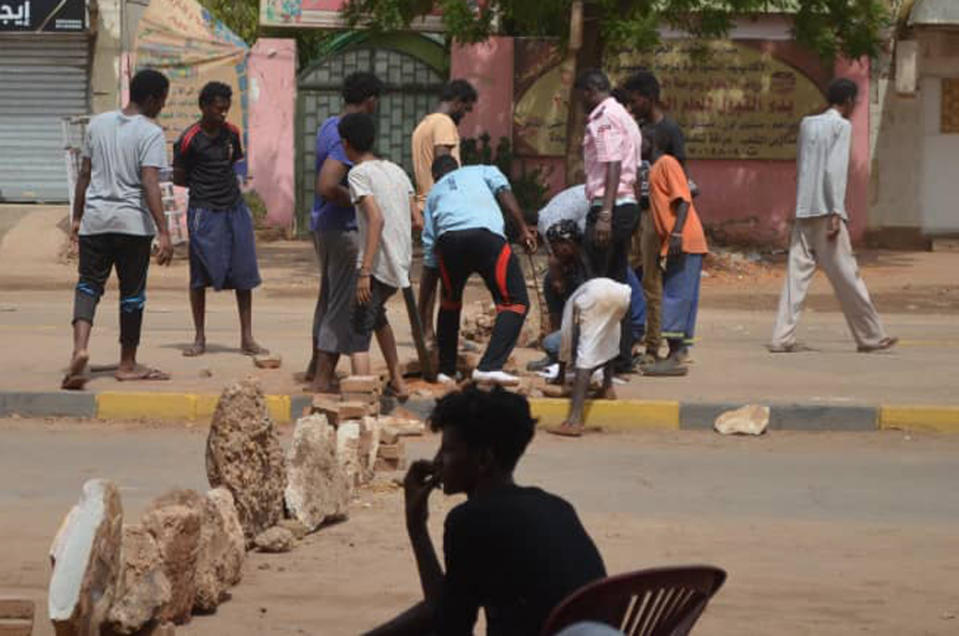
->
<box><xmin>0</xmin><ymin>0</ymin><xmax>86</xmax><ymax>32</ymax></box>
<box><xmin>612</xmin><ymin>41</ymin><xmax>826</xmax><ymax>160</ymax></box>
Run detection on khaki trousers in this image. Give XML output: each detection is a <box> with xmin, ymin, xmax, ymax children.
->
<box><xmin>640</xmin><ymin>211</ymin><xmax>663</xmax><ymax>355</ymax></box>
<box><xmin>771</xmin><ymin>216</ymin><xmax>887</xmax><ymax>349</ymax></box>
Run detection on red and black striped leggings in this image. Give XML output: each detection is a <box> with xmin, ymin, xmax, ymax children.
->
<box><xmin>435</xmin><ymin>228</ymin><xmax>529</xmax><ymax>375</ymax></box>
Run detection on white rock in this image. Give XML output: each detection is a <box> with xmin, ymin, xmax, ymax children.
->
<box><xmin>714</xmin><ymin>404</ymin><xmax>770</xmax><ymax>436</ymax></box>
<box><xmin>284</xmin><ymin>415</ymin><xmax>351</xmax><ymax>531</ymax></box>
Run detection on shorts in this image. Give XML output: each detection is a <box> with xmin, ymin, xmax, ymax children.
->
<box><xmin>188</xmin><ymin>199</ymin><xmax>262</xmax><ymax>291</ymax></box>
<box><xmin>352</xmin><ymin>276</ymin><xmax>397</xmax><ymax>350</ymax></box>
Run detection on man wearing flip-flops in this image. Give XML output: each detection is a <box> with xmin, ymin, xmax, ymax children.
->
<box><xmin>63</xmin><ymin>69</ymin><xmax>174</xmax><ymax>390</ymax></box>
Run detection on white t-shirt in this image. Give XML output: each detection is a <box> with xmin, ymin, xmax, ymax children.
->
<box><xmin>348</xmin><ymin>159</ymin><xmax>415</xmax><ymax>288</ymax></box>
<box><xmin>559</xmin><ymin>278</ymin><xmax>632</xmax><ymax>370</ymax></box>
<box><xmin>536</xmin><ymin>184</ymin><xmax>588</xmax><ymax>237</ymax></box>
<box><xmin>80</xmin><ymin>111</ymin><xmax>168</xmax><ymax>236</ymax></box>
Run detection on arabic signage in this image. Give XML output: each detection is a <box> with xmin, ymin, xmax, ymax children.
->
<box><xmin>134</xmin><ymin>0</ymin><xmax>250</xmax><ymax>175</ymax></box>
<box><xmin>0</xmin><ymin>0</ymin><xmax>86</xmax><ymax>32</ymax></box>
<box><xmin>513</xmin><ymin>39</ymin><xmax>573</xmax><ymax>158</ymax></box>
<box><xmin>259</xmin><ymin>0</ymin><xmax>445</xmax><ymax>29</ymax></box>
<box><xmin>611</xmin><ymin>41</ymin><xmax>826</xmax><ymax>160</ymax></box>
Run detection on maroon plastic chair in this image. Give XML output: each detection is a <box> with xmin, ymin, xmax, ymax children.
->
<box><xmin>541</xmin><ymin>566</ymin><xmax>727</xmax><ymax>636</ymax></box>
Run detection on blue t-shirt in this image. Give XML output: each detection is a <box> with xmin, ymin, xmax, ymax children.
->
<box><xmin>311</xmin><ymin>116</ymin><xmax>356</xmax><ymax>232</ymax></box>
<box><xmin>422</xmin><ymin>165</ymin><xmax>511</xmax><ymax>268</ymax></box>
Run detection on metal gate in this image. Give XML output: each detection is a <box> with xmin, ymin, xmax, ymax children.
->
<box><xmin>297</xmin><ymin>46</ymin><xmax>445</xmax><ymax>231</ymax></box>
<box><xmin>0</xmin><ymin>33</ymin><xmax>91</xmax><ymax>202</ymax></box>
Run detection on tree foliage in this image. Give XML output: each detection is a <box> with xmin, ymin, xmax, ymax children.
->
<box><xmin>342</xmin><ymin>0</ymin><xmax>891</xmax><ymax>61</ymax></box>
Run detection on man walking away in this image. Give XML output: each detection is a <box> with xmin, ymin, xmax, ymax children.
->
<box><xmin>770</xmin><ymin>78</ymin><xmax>896</xmax><ymax>353</ymax></box>
<box><xmin>576</xmin><ymin>69</ymin><xmax>642</xmax><ymax>372</ymax></box>
<box><xmin>339</xmin><ymin>112</ymin><xmax>415</xmax><ymax>400</ymax></box>
<box><xmin>174</xmin><ymin>81</ymin><xmax>267</xmax><ymax>358</ymax></box>
<box><xmin>423</xmin><ymin>156</ymin><xmax>537</xmax><ymax>385</ymax></box>
<box><xmin>548</xmin><ymin>277</ymin><xmax>632</xmax><ymax>437</ymax></box>
<box><xmin>412</xmin><ymin>79</ymin><xmax>478</xmax><ymax>348</ymax></box>
<box><xmin>63</xmin><ymin>69</ymin><xmax>174</xmax><ymax>390</ymax></box>
<box><xmin>307</xmin><ymin>72</ymin><xmax>383</xmax><ymax>393</ymax></box>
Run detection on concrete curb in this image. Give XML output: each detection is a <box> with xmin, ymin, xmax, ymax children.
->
<box><xmin>1</xmin><ymin>391</ymin><xmax>958</xmax><ymax>433</ymax></box>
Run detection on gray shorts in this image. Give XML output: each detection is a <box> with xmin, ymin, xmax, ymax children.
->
<box><xmin>312</xmin><ymin>229</ymin><xmax>361</xmax><ymax>354</ymax></box>
<box><xmin>352</xmin><ymin>277</ymin><xmax>397</xmax><ymax>350</ymax></box>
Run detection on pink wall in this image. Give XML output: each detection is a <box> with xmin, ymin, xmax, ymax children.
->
<box><xmin>248</xmin><ymin>39</ymin><xmax>297</xmax><ymax>228</ymax></box>
<box><xmin>450</xmin><ymin>37</ymin><xmax>514</xmax><ymax>145</ymax></box>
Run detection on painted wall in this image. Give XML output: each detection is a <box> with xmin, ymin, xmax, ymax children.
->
<box><xmin>248</xmin><ymin>38</ymin><xmax>297</xmax><ymax>228</ymax></box>
<box><xmin>450</xmin><ymin>36</ymin><xmax>514</xmax><ymax>146</ymax></box>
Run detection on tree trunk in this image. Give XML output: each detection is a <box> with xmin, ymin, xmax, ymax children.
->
<box><xmin>564</xmin><ymin>1</ymin><xmax>604</xmax><ymax>184</ymax></box>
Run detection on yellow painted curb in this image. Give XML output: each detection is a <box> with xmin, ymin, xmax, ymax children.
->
<box><xmin>530</xmin><ymin>398</ymin><xmax>679</xmax><ymax>430</ymax></box>
<box><xmin>96</xmin><ymin>392</ymin><xmax>293</xmax><ymax>422</ymax></box>
<box><xmin>879</xmin><ymin>405</ymin><xmax>959</xmax><ymax>433</ymax></box>
<box><xmin>97</xmin><ymin>392</ymin><xmax>197</xmax><ymax>420</ymax></box>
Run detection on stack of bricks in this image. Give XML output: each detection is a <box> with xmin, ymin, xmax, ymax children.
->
<box><xmin>374</xmin><ymin>424</ymin><xmax>407</xmax><ymax>472</ymax></box>
<box><xmin>340</xmin><ymin>375</ymin><xmax>382</xmax><ymax>417</ymax></box>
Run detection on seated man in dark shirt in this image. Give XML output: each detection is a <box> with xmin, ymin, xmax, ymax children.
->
<box><xmin>366</xmin><ymin>385</ymin><xmax>606</xmax><ymax>636</ymax></box>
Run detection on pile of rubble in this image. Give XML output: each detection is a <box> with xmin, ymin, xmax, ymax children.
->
<box><xmin>459</xmin><ymin>300</ymin><xmax>542</xmax><ymax>349</ymax></box>
<box><xmin>47</xmin><ymin>377</ymin><xmax>423</xmax><ymax>635</ymax></box>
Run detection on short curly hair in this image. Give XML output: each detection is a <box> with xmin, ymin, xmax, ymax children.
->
<box><xmin>342</xmin><ymin>72</ymin><xmax>384</xmax><ymax>105</ymax></box>
<box><xmin>198</xmin><ymin>81</ymin><xmax>232</xmax><ymax>107</ymax></box>
<box><xmin>429</xmin><ymin>384</ymin><xmax>537</xmax><ymax>472</ymax></box>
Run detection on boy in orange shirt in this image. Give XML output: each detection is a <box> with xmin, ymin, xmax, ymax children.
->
<box><xmin>644</xmin><ymin>126</ymin><xmax>708</xmax><ymax>376</ymax></box>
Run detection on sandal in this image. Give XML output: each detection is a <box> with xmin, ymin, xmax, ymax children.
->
<box><xmin>115</xmin><ymin>367</ymin><xmax>171</xmax><ymax>382</ymax></box>
<box><xmin>546</xmin><ymin>422</ymin><xmax>584</xmax><ymax>438</ymax></box>
<box><xmin>858</xmin><ymin>336</ymin><xmax>898</xmax><ymax>353</ymax></box>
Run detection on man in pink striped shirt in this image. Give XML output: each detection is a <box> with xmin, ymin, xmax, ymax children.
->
<box><xmin>577</xmin><ymin>68</ymin><xmax>643</xmax><ymax>370</ymax></box>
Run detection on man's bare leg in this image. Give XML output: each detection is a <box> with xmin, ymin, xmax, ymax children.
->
<box><xmin>376</xmin><ymin>322</ymin><xmax>409</xmax><ymax>398</ymax></box>
<box><xmin>352</xmin><ymin>351</ymin><xmax>371</xmax><ymax>375</ymax></box>
<box><xmin>548</xmin><ymin>367</ymin><xmax>591</xmax><ymax>437</ymax></box>
<box><xmin>417</xmin><ymin>266</ymin><xmax>439</xmax><ymax>350</ymax></box>
<box><xmin>310</xmin><ymin>350</ymin><xmax>339</xmax><ymax>393</ymax></box>
<box><xmin>599</xmin><ymin>362</ymin><xmax>616</xmax><ymax>399</ymax></box>
<box><xmin>183</xmin><ymin>287</ymin><xmax>206</xmax><ymax>356</ymax></box>
<box><xmin>63</xmin><ymin>319</ymin><xmax>93</xmax><ymax>388</ymax></box>
<box><xmin>115</xmin><ymin>344</ymin><xmax>170</xmax><ymax>381</ymax></box>
<box><xmin>236</xmin><ymin>289</ymin><xmax>268</xmax><ymax>355</ymax></box>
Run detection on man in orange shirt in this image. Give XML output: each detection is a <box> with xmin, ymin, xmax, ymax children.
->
<box><xmin>412</xmin><ymin>80</ymin><xmax>478</xmax><ymax>353</ymax></box>
<box><xmin>645</xmin><ymin>126</ymin><xmax>708</xmax><ymax>376</ymax></box>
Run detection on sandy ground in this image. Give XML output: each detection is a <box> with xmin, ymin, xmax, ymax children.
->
<box><xmin>1</xmin><ymin>205</ymin><xmax>957</xmax><ymax>404</ymax></box>
<box><xmin>1</xmin><ymin>419</ymin><xmax>957</xmax><ymax>635</ymax></box>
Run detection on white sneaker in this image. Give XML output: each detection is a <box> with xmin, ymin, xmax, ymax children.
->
<box><xmin>436</xmin><ymin>373</ymin><xmax>457</xmax><ymax>385</ymax></box>
<box><xmin>471</xmin><ymin>369</ymin><xmax>520</xmax><ymax>385</ymax></box>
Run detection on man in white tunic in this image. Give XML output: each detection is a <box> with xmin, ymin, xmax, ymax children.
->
<box><xmin>547</xmin><ymin>278</ymin><xmax>631</xmax><ymax>437</ymax></box>
<box><xmin>770</xmin><ymin>78</ymin><xmax>897</xmax><ymax>353</ymax></box>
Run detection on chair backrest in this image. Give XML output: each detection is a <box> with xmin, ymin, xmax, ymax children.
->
<box><xmin>541</xmin><ymin>565</ymin><xmax>727</xmax><ymax>636</ymax></box>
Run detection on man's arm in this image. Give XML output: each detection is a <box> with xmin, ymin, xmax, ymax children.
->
<box><xmin>824</xmin><ymin>122</ymin><xmax>851</xmax><ymax>238</ymax></box>
<box><xmin>141</xmin><ymin>166</ymin><xmax>173</xmax><ymax>265</ymax></box>
<box><xmin>71</xmin><ymin>158</ymin><xmax>91</xmax><ymax>241</ymax></box>
<box><xmin>419</xmin><ymin>197</ymin><xmax>439</xmax><ymax>342</ymax></box>
<box><xmin>667</xmin><ymin>199</ymin><xmax>690</xmax><ymax>257</ymax></box>
<box><xmin>355</xmin><ymin>196</ymin><xmax>384</xmax><ymax>304</ymax></box>
<box><xmin>317</xmin><ymin>158</ymin><xmax>352</xmax><ymax>207</ymax></box>
<box><xmin>495</xmin><ymin>189</ymin><xmax>537</xmax><ymax>252</ymax></box>
<box><xmin>593</xmin><ymin>161</ymin><xmax>621</xmax><ymax>248</ymax></box>
<box><xmin>409</xmin><ymin>194</ymin><xmax>423</xmax><ymax>232</ymax></box>
<box><xmin>404</xmin><ymin>460</ymin><xmax>444</xmax><ymax>602</ymax></box>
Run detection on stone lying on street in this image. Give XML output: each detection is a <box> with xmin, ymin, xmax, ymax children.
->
<box><xmin>252</xmin><ymin>353</ymin><xmax>282</xmax><ymax>369</ymax></box>
<box><xmin>714</xmin><ymin>404</ymin><xmax>770</xmax><ymax>436</ymax></box>
<box><xmin>106</xmin><ymin>525</ymin><xmax>172</xmax><ymax>635</ymax></box>
<box><xmin>48</xmin><ymin>479</ymin><xmax>123</xmax><ymax>636</ymax></box>
<box><xmin>339</xmin><ymin>375</ymin><xmax>381</xmax><ymax>394</ymax></box>
<box><xmin>197</xmin><ymin>488</ymin><xmax>245</xmax><ymax>611</ymax></box>
<box><xmin>284</xmin><ymin>415</ymin><xmax>351</xmax><ymax>532</ymax></box>
<box><xmin>253</xmin><ymin>527</ymin><xmax>294</xmax><ymax>553</ymax></box>
<box><xmin>206</xmin><ymin>378</ymin><xmax>287</xmax><ymax>544</ymax></box>
<box><xmin>140</xmin><ymin>494</ymin><xmax>202</xmax><ymax>625</ymax></box>
<box><xmin>275</xmin><ymin>519</ymin><xmax>309</xmax><ymax>541</ymax></box>
<box><xmin>336</xmin><ymin>418</ymin><xmax>380</xmax><ymax>486</ymax></box>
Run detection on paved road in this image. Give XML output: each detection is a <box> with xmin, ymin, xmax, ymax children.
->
<box><xmin>2</xmin><ymin>420</ymin><xmax>957</xmax><ymax>635</ymax></box>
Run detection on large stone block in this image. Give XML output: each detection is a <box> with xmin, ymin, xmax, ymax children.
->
<box><xmin>284</xmin><ymin>415</ymin><xmax>351</xmax><ymax>532</ymax></box>
<box><xmin>141</xmin><ymin>497</ymin><xmax>201</xmax><ymax>625</ymax></box>
<box><xmin>106</xmin><ymin>525</ymin><xmax>171</xmax><ymax>634</ymax></box>
<box><xmin>206</xmin><ymin>379</ymin><xmax>286</xmax><ymax>544</ymax></box>
<box><xmin>48</xmin><ymin>479</ymin><xmax>123</xmax><ymax>636</ymax></box>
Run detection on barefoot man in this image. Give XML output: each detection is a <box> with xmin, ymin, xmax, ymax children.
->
<box><xmin>174</xmin><ymin>81</ymin><xmax>267</xmax><ymax>357</ymax></box>
<box><xmin>63</xmin><ymin>69</ymin><xmax>174</xmax><ymax>389</ymax></box>
<box><xmin>547</xmin><ymin>278</ymin><xmax>631</xmax><ymax>437</ymax></box>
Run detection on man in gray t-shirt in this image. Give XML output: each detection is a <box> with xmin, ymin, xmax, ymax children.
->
<box><xmin>63</xmin><ymin>69</ymin><xmax>175</xmax><ymax>390</ymax></box>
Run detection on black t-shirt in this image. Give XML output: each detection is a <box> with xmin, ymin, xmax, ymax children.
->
<box><xmin>647</xmin><ymin>116</ymin><xmax>687</xmax><ymax>167</ymax></box>
<box><xmin>437</xmin><ymin>485</ymin><xmax>606</xmax><ymax>636</ymax></box>
<box><xmin>173</xmin><ymin>123</ymin><xmax>243</xmax><ymax>210</ymax></box>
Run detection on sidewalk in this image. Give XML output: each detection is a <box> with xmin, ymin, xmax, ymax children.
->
<box><xmin>1</xmin><ymin>204</ymin><xmax>957</xmax><ymax>431</ymax></box>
